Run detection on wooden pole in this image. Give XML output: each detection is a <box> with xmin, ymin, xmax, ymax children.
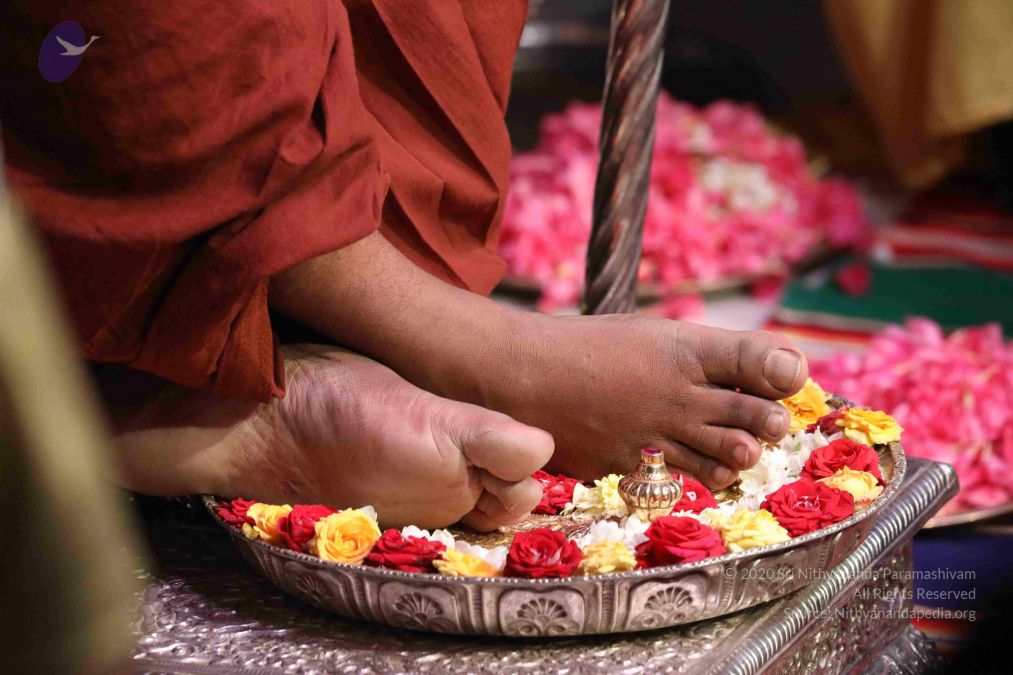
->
<box><xmin>582</xmin><ymin>0</ymin><xmax>670</xmax><ymax>315</ymax></box>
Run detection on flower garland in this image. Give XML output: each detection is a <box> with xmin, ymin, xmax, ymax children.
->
<box><xmin>214</xmin><ymin>381</ymin><xmax>901</xmax><ymax>578</ymax></box>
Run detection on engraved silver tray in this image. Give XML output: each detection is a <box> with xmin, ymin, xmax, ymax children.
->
<box><xmin>202</xmin><ymin>438</ymin><xmax>905</xmax><ymax>637</ymax></box>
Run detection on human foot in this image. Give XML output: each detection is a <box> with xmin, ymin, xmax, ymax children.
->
<box><xmin>268</xmin><ymin>231</ymin><xmax>805</xmax><ymax>491</ymax></box>
<box><xmin>107</xmin><ymin>346</ymin><xmax>554</xmax><ymax>530</ymax></box>
<box><xmin>453</xmin><ymin>313</ymin><xmax>807</xmax><ymax>489</ymax></box>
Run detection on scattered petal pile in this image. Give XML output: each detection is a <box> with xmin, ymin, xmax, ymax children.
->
<box><xmin>499</xmin><ymin>94</ymin><xmax>872</xmax><ymax>313</ymax></box>
<box><xmin>811</xmin><ymin>317</ymin><xmax>1013</xmax><ymax>515</ymax></box>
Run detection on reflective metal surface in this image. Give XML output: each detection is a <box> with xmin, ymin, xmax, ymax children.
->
<box><xmin>134</xmin><ymin>458</ymin><xmax>954</xmax><ymax>673</ymax></box>
<box><xmin>202</xmin><ymin>441</ymin><xmax>908</xmax><ymax>636</ymax></box>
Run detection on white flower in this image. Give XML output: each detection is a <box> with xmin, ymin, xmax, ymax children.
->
<box><xmin>740</xmin><ymin>447</ymin><xmax>791</xmax><ymax>491</ymax></box>
<box><xmin>572</xmin><ymin>514</ymin><xmax>650</xmax><ymax>550</ymax></box>
<box><xmin>774</xmin><ymin>428</ymin><xmax>837</xmax><ymax>472</ymax></box>
<box><xmin>358</xmin><ymin>505</ymin><xmax>378</xmax><ymax>522</ymax></box>
<box><xmin>697</xmin><ymin>503</ymin><xmax>739</xmax><ymax>526</ymax></box>
<box><xmin>698</xmin><ymin>158</ymin><xmax>780</xmax><ymax>212</ymax></box>
<box><xmin>732</xmin><ymin>428</ymin><xmax>841</xmax><ymax>511</ymax></box>
<box><xmin>567</xmin><ymin>475</ymin><xmax>628</xmax><ymax>519</ymax></box>
<box><xmin>400</xmin><ymin>525</ymin><xmax>456</xmax><ymax>550</ymax></box>
<box><xmin>454</xmin><ymin>541</ymin><xmax>508</xmax><ymax>572</ymax></box>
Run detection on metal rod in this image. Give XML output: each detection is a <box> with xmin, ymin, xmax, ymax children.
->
<box><xmin>582</xmin><ymin>0</ymin><xmax>669</xmax><ymax>315</ymax></box>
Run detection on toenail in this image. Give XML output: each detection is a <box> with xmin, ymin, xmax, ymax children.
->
<box><xmin>733</xmin><ymin>444</ymin><xmax>750</xmax><ymax>467</ymax></box>
<box><xmin>764</xmin><ymin>349</ymin><xmax>801</xmax><ymax>392</ymax></box>
<box><xmin>766</xmin><ymin>409</ymin><xmax>788</xmax><ymax>437</ymax></box>
<box><xmin>712</xmin><ymin>465</ymin><xmax>732</xmax><ymax>484</ymax></box>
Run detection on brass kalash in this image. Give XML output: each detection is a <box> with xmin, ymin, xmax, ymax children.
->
<box><xmin>618</xmin><ymin>448</ymin><xmax>683</xmax><ymax>521</ymax></box>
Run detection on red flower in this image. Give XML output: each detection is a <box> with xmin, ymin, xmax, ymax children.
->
<box><xmin>279</xmin><ymin>504</ymin><xmax>338</xmax><ymax>552</ymax></box>
<box><xmin>364</xmin><ymin>530</ymin><xmax>446</xmax><ymax>573</ymax></box>
<box><xmin>504</xmin><ymin>528</ymin><xmax>582</xmax><ymax>578</ymax></box>
<box><xmin>671</xmin><ymin>475</ymin><xmax>718</xmax><ymax>513</ymax></box>
<box><xmin>835</xmin><ymin>263</ymin><xmax>871</xmax><ymax>296</ymax></box>
<box><xmin>531</xmin><ymin>470</ymin><xmax>581</xmax><ymax>515</ymax></box>
<box><xmin>802</xmin><ymin>438</ymin><xmax>883</xmax><ymax>483</ymax></box>
<box><xmin>761</xmin><ymin>479</ymin><xmax>855</xmax><ymax>536</ymax></box>
<box><xmin>214</xmin><ymin>498</ymin><xmax>256</xmax><ymax>527</ymax></box>
<box><xmin>635</xmin><ymin>516</ymin><xmax>726</xmax><ymax>567</ymax></box>
<box><xmin>806</xmin><ymin>409</ymin><xmax>847</xmax><ymax>436</ymax></box>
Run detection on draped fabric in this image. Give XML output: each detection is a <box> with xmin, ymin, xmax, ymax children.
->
<box><xmin>0</xmin><ymin>1</ymin><xmax>526</xmax><ymax>401</ymax></box>
<box><xmin>826</xmin><ymin>0</ymin><xmax>1013</xmax><ymax>188</ymax></box>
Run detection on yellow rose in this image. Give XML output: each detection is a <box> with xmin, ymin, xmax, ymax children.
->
<box><xmin>708</xmin><ymin>509</ymin><xmax>790</xmax><ymax>552</ymax></box>
<box><xmin>839</xmin><ymin>408</ymin><xmax>903</xmax><ymax>445</ymax></box>
<box><xmin>779</xmin><ymin>378</ymin><xmax>831</xmax><ymax>432</ymax></box>
<box><xmin>433</xmin><ymin>549</ymin><xmax>500</xmax><ymax>578</ymax></box>
<box><xmin>570</xmin><ymin>474</ymin><xmax>628</xmax><ymax>518</ymax></box>
<box><xmin>578</xmin><ymin>541</ymin><xmax>638</xmax><ymax>575</ymax></box>
<box><xmin>241</xmin><ymin>503</ymin><xmax>292</xmax><ymax>546</ymax></box>
<box><xmin>818</xmin><ymin>468</ymin><xmax>883</xmax><ymax>508</ymax></box>
<box><xmin>308</xmin><ymin>509</ymin><xmax>381</xmax><ymax>564</ymax></box>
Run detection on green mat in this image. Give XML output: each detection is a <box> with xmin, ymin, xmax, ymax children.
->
<box><xmin>779</xmin><ymin>262</ymin><xmax>1013</xmax><ymax>335</ymax></box>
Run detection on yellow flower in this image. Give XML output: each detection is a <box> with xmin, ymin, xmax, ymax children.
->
<box><xmin>839</xmin><ymin>408</ymin><xmax>903</xmax><ymax>445</ymax></box>
<box><xmin>818</xmin><ymin>468</ymin><xmax>883</xmax><ymax>508</ymax></box>
<box><xmin>308</xmin><ymin>509</ymin><xmax>381</xmax><ymax>564</ymax></box>
<box><xmin>241</xmin><ymin>503</ymin><xmax>292</xmax><ymax>546</ymax></box>
<box><xmin>578</xmin><ymin>541</ymin><xmax>637</xmax><ymax>575</ymax></box>
<box><xmin>433</xmin><ymin>549</ymin><xmax>500</xmax><ymax>578</ymax></box>
<box><xmin>708</xmin><ymin>509</ymin><xmax>790</xmax><ymax>552</ymax></box>
<box><xmin>779</xmin><ymin>378</ymin><xmax>831</xmax><ymax>432</ymax></box>
<box><xmin>570</xmin><ymin>474</ymin><xmax>628</xmax><ymax>518</ymax></box>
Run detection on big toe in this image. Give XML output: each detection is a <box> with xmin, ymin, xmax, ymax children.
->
<box><xmin>438</xmin><ymin>402</ymin><xmax>555</xmax><ymax>483</ymax></box>
<box><xmin>692</xmin><ymin>327</ymin><xmax>808</xmax><ymax>399</ymax></box>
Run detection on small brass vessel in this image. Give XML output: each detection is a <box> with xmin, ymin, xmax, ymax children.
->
<box><xmin>618</xmin><ymin>448</ymin><xmax>683</xmax><ymax>521</ymax></box>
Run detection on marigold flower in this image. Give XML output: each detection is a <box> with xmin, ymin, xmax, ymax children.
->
<box><xmin>780</xmin><ymin>378</ymin><xmax>831</xmax><ymax>433</ymax></box>
<box><xmin>433</xmin><ymin>549</ymin><xmax>500</xmax><ymax>578</ymax></box>
<box><xmin>707</xmin><ymin>508</ymin><xmax>790</xmax><ymax>552</ymax></box>
<box><xmin>818</xmin><ymin>468</ymin><xmax>883</xmax><ymax>508</ymax></box>
<box><xmin>838</xmin><ymin>408</ymin><xmax>903</xmax><ymax>446</ymax></box>
<box><xmin>241</xmin><ymin>503</ymin><xmax>292</xmax><ymax>546</ymax></box>
<box><xmin>578</xmin><ymin>541</ymin><xmax>638</xmax><ymax>575</ymax></box>
<box><xmin>308</xmin><ymin>509</ymin><xmax>381</xmax><ymax>565</ymax></box>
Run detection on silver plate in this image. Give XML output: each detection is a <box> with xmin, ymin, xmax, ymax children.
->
<box><xmin>202</xmin><ymin>439</ymin><xmax>905</xmax><ymax>637</ymax></box>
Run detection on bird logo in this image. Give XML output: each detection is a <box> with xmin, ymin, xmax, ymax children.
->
<box><xmin>39</xmin><ymin>21</ymin><xmax>99</xmax><ymax>82</ymax></box>
<box><xmin>56</xmin><ymin>34</ymin><xmax>100</xmax><ymax>57</ymax></box>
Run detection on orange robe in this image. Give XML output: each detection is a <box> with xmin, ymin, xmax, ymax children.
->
<box><xmin>0</xmin><ymin>0</ymin><xmax>525</xmax><ymax>401</ymax></box>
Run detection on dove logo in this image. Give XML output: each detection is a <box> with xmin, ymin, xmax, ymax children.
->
<box><xmin>39</xmin><ymin>21</ymin><xmax>100</xmax><ymax>83</ymax></box>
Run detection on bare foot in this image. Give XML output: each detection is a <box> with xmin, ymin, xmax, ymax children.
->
<box><xmin>268</xmin><ymin>230</ymin><xmax>806</xmax><ymax>491</ymax></box>
<box><xmin>459</xmin><ymin>313</ymin><xmax>808</xmax><ymax>489</ymax></box>
<box><xmin>107</xmin><ymin>345</ymin><xmax>554</xmax><ymax>530</ymax></box>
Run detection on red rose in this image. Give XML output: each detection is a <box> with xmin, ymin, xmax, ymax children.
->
<box><xmin>504</xmin><ymin>528</ymin><xmax>582</xmax><ymax>578</ymax></box>
<box><xmin>671</xmin><ymin>475</ymin><xmax>718</xmax><ymax>513</ymax></box>
<box><xmin>279</xmin><ymin>504</ymin><xmax>338</xmax><ymax>552</ymax></box>
<box><xmin>635</xmin><ymin>516</ymin><xmax>726</xmax><ymax>567</ymax></box>
<box><xmin>806</xmin><ymin>409</ymin><xmax>847</xmax><ymax>436</ymax></box>
<box><xmin>364</xmin><ymin>530</ymin><xmax>446</xmax><ymax>573</ymax></box>
<box><xmin>214</xmin><ymin>498</ymin><xmax>256</xmax><ymax>527</ymax></box>
<box><xmin>802</xmin><ymin>438</ymin><xmax>883</xmax><ymax>483</ymax></box>
<box><xmin>761</xmin><ymin>479</ymin><xmax>855</xmax><ymax>536</ymax></box>
<box><xmin>531</xmin><ymin>470</ymin><xmax>581</xmax><ymax>515</ymax></box>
